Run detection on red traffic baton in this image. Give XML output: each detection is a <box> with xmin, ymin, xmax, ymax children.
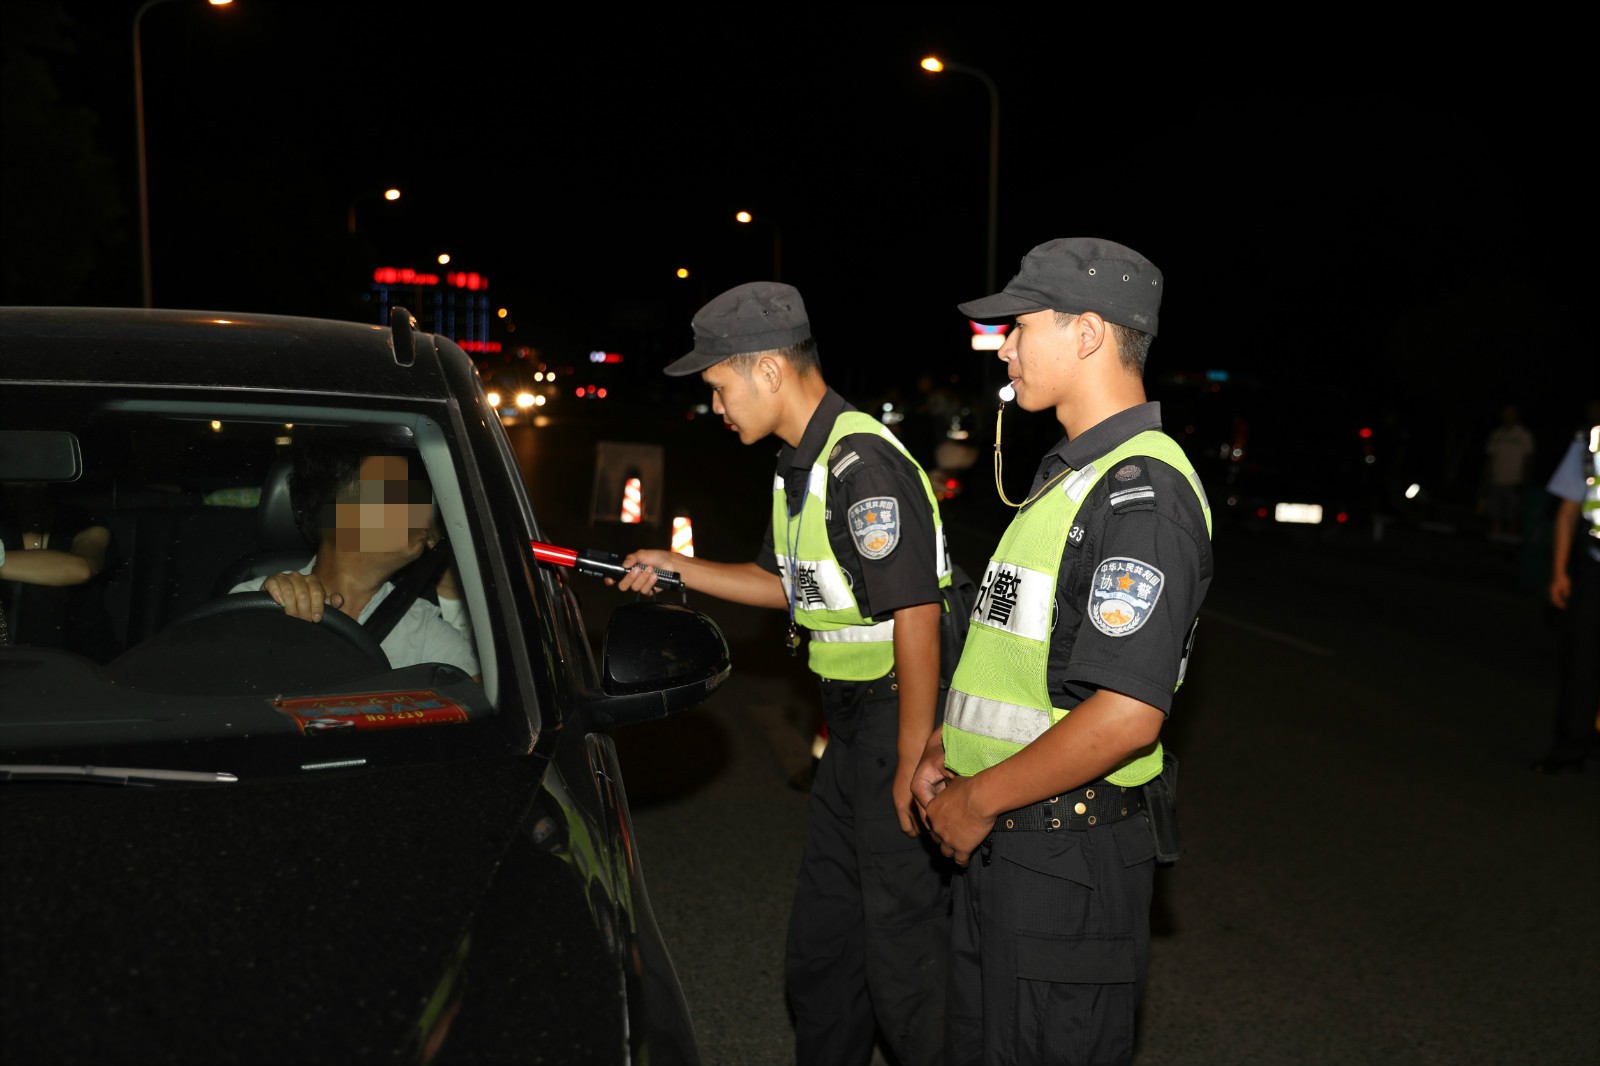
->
<box><xmin>530</xmin><ymin>540</ymin><xmax>684</xmax><ymax>590</ymax></box>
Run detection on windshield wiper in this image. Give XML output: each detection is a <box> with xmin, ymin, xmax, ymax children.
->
<box><xmin>0</xmin><ymin>764</ymin><xmax>238</xmax><ymax>786</ymax></box>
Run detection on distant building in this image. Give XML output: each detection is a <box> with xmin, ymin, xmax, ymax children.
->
<box><xmin>364</xmin><ymin>266</ymin><xmax>498</xmax><ymax>356</ymax></box>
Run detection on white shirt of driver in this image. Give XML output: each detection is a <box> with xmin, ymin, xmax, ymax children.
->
<box><xmin>231</xmin><ymin>558</ymin><xmax>479</xmax><ymax>678</ymax></box>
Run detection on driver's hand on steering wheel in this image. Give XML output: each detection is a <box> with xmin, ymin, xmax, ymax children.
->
<box><xmin>261</xmin><ymin>571</ymin><xmax>345</xmax><ymax>623</ymax></box>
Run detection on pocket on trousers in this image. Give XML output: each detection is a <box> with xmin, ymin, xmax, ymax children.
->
<box><xmin>1014</xmin><ymin>931</ymin><xmax>1138</xmax><ymax>983</ymax></box>
<box><xmin>1111</xmin><ymin>813</ymin><xmax>1156</xmax><ymax>867</ymax></box>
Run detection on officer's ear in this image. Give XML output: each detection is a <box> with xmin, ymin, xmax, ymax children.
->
<box><xmin>1073</xmin><ymin>312</ymin><xmax>1109</xmax><ymax>361</ymax></box>
<box><xmin>755</xmin><ymin>353</ymin><xmax>783</xmax><ymax>392</ymax></box>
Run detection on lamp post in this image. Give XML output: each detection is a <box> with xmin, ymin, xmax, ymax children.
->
<box><xmin>133</xmin><ymin>0</ymin><xmax>232</xmax><ymax>308</ymax></box>
<box><xmin>920</xmin><ymin>56</ymin><xmax>999</xmax><ymax>294</ymax></box>
<box><xmin>347</xmin><ymin>187</ymin><xmax>402</xmax><ymax>236</ymax></box>
<box><xmin>735</xmin><ymin>210</ymin><xmax>783</xmax><ymax>281</ymax></box>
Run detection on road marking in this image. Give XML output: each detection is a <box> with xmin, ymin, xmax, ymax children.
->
<box><xmin>1202</xmin><ymin>609</ymin><xmax>1334</xmax><ymax>657</ymax></box>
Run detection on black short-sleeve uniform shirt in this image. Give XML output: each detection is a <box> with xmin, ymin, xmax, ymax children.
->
<box><xmin>1025</xmin><ymin>402</ymin><xmax>1212</xmax><ymax>716</ymax></box>
<box><xmin>755</xmin><ymin>389</ymin><xmax>944</xmax><ymax>621</ymax></box>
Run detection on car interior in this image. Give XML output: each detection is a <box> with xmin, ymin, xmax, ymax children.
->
<box><xmin>1</xmin><ymin>393</ymin><xmax>502</xmax><ymax>751</ymax></box>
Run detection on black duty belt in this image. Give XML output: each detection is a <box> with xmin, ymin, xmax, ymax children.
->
<box><xmin>993</xmin><ymin>782</ymin><xmax>1145</xmax><ymax>832</ymax></box>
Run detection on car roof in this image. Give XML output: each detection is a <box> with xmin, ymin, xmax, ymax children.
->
<box><xmin>0</xmin><ymin>307</ymin><xmax>463</xmax><ymax>401</ymax></box>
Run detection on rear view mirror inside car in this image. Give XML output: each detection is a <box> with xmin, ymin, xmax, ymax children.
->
<box><xmin>0</xmin><ymin>430</ymin><xmax>82</xmax><ymax>481</ymax></box>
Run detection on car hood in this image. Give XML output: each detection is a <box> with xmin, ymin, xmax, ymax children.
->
<box><xmin>0</xmin><ymin>754</ymin><xmax>633</xmax><ymax>1064</ymax></box>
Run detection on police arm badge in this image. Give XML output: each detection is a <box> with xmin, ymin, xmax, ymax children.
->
<box><xmin>847</xmin><ymin>496</ymin><xmax>900</xmax><ymax>560</ymax></box>
<box><xmin>1088</xmin><ymin>556</ymin><xmax>1165</xmax><ymax>637</ymax></box>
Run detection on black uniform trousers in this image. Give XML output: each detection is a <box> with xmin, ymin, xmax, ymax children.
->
<box><xmin>947</xmin><ymin>810</ymin><xmax>1157</xmax><ymax>1066</ymax></box>
<box><xmin>1548</xmin><ymin>544</ymin><xmax>1600</xmax><ymax>762</ymax></box>
<box><xmin>786</xmin><ymin>669</ymin><xmax>952</xmax><ymax>1066</ymax></box>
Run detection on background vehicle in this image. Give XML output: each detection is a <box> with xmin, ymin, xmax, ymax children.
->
<box><xmin>0</xmin><ymin>307</ymin><xmax>725</xmax><ymax>1064</ymax></box>
<box><xmin>1154</xmin><ymin>371</ymin><xmax>1390</xmax><ymax>540</ymax></box>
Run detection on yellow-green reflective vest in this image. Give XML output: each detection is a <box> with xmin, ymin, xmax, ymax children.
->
<box><xmin>773</xmin><ymin>411</ymin><xmax>952</xmax><ymax>681</ymax></box>
<box><xmin>1584</xmin><ymin>425</ymin><xmax>1600</xmax><ymax>541</ymax></box>
<box><xmin>944</xmin><ymin>430</ymin><xmax>1212</xmax><ymax>786</ymax></box>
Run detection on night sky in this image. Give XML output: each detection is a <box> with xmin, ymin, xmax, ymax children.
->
<box><xmin>2</xmin><ymin>2</ymin><xmax>1592</xmax><ymax>499</ymax></box>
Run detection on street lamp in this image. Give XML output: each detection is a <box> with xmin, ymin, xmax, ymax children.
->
<box><xmin>347</xmin><ymin>187</ymin><xmax>401</xmax><ymax>236</ymax></box>
<box><xmin>133</xmin><ymin>0</ymin><xmax>232</xmax><ymax>308</ymax></box>
<box><xmin>920</xmin><ymin>55</ymin><xmax>999</xmax><ymax>294</ymax></box>
<box><xmin>735</xmin><ymin>210</ymin><xmax>783</xmax><ymax>281</ymax></box>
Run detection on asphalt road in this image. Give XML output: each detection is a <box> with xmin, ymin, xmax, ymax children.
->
<box><xmin>510</xmin><ymin>412</ymin><xmax>1600</xmax><ymax>1066</ymax></box>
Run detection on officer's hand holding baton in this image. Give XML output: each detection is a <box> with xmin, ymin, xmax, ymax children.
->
<box><xmin>611</xmin><ymin>548</ymin><xmax>680</xmax><ymax>597</ymax></box>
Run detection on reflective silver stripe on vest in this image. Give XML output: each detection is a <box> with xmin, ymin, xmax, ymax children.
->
<box><xmin>807</xmin><ymin>463</ymin><xmax>827</xmax><ymax>500</ymax></box>
<box><xmin>1187</xmin><ymin>469</ymin><xmax>1210</xmax><ymax>511</ymax></box>
<box><xmin>945</xmin><ymin>689</ymin><xmax>1052</xmax><ymax>745</ymax></box>
<box><xmin>1062</xmin><ymin>462</ymin><xmax>1098</xmax><ymax>503</ymax></box>
<box><xmin>810</xmin><ymin>620</ymin><xmax>895</xmax><ymax>643</ymax></box>
<box><xmin>971</xmin><ymin>559</ymin><xmax>1054</xmax><ymax>643</ymax></box>
<box><xmin>775</xmin><ymin>553</ymin><xmax>856</xmax><ymax>611</ymax></box>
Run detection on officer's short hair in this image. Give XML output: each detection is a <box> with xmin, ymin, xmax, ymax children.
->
<box><xmin>725</xmin><ymin>336</ymin><xmax>820</xmax><ymax>378</ymax></box>
<box><xmin>1053</xmin><ymin>311</ymin><xmax>1154</xmax><ymax>376</ymax></box>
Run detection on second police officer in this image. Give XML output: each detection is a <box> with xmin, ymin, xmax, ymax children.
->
<box><xmin>619</xmin><ymin>281</ymin><xmax>956</xmax><ymax>1066</ymax></box>
<box><xmin>914</xmin><ymin>238</ymin><xmax>1214</xmax><ymax>1066</ymax></box>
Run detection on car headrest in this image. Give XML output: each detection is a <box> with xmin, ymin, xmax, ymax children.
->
<box><xmin>257</xmin><ymin>454</ymin><xmax>304</xmax><ymax>549</ymax></box>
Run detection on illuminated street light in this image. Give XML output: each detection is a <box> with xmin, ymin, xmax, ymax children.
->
<box><xmin>920</xmin><ymin>54</ymin><xmax>999</xmax><ymax>294</ymax></box>
<box><xmin>676</xmin><ymin>267</ymin><xmax>690</xmax><ymax>279</ymax></box>
<box><xmin>437</xmin><ymin>253</ymin><xmax>451</xmax><ymax>265</ymax></box>
<box><xmin>346</xmin><ymin>186</ymin><xmax>401</xmax><ymax>236</ymax></box>
<box><xmin>735</xmin><ymin>210</ymin><xmax>783</xmax><ymax>281</ymax></box>
<box><xmin>134</xmin><ymin>0</ymin><xmax>233</xmax><ymax>308</ymax></box>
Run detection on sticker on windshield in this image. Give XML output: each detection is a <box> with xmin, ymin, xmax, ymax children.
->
<box><xmin>848</xmin><ymin>496</ymin><xmax>900</xmax><ymax>560</ymax></box>
<box><xmin>272</xmin><ymin>689</ymin><xmax>469</xmax><ymax>734</ymax></box>
<box><xmin>1087</xmin><ymin>557</ymin><xmax>1165</xmax><ymax>638</ymax></box>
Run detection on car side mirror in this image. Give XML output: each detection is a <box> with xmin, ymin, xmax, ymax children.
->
<box><xmin>586</xmin><ymin>601</ymin><xmax>731</xmax><ymax>729</ymax></box>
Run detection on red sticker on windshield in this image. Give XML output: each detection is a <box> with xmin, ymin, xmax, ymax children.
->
<box><xmin>272</xmin><ymin>690</ymin><xmax>469</xmax><ymax>734</ymax></box>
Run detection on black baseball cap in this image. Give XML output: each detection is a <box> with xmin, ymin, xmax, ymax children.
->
<box><xmin>957</xmin><ymin>237</ymin><xmax>1163</xmax><ymax>336</ymax></box>
<box><xmin>664</xmin><ymin>281</ymin><xmax>812</xmax><ymax>377</ymax></box>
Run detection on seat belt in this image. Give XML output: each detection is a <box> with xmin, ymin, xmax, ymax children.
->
<box><xmin>364</xmin><ymin>542</ymin><xmax>453</xmax><ymax>645</ymax></box>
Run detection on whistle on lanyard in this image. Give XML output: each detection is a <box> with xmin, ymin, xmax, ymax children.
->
<box><xmin>530</xmin><ymin>540</ymin><xmax>684</xmax><ymax>590</ymax></box>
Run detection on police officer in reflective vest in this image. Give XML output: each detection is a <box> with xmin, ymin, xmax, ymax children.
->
<box><xmin>913</xmin><ymin>238</ymin><xmax>1213</xmax><ymax>1066</ymax></box>
<box><xmin>619</xmin><ymin>281</ymin><xmax>955</xmax><ymax>1066</ymax></box>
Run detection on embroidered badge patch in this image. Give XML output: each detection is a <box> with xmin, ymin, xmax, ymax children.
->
<box><xmin>1088</xmin><ymin>556</ymin><xmax>1165</xmax><ymax>637</ymax></box>
<box><xmin>847</xmin><ymin>496</ymin><xmax>900</xmax><ymax>559</ymax></box>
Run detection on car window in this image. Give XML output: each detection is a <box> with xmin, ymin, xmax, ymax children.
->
<box><xmin>0</xmin><ymin>385</ymin><xmax>505</xmax><ymax>756</ymax></box>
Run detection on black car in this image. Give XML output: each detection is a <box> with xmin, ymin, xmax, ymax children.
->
<box><xmin>1154</xmin><ymin>371</ymin><xmax>1389</xmax><ymax>539</ymax></box>
<box><xmin>0</xmin><ymin>307</ymin><xmax>728</xmax><ymax>1064</ymax></box>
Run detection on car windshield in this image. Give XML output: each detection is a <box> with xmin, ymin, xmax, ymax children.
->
<box><xmin>0</xmin><ymin>384</ymin><xmax>507</xmax><ymax>765</ymax></box>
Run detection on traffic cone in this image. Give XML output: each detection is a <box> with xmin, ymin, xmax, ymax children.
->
<box><xmin>671</xmin><ymin>514</ymin><xmax>695</xmax><ymax>556</ymax></box>
<box><xmin>619</xmin><ymin>477</ymin><xmax>642</xmax><ymax>524</ymax></box>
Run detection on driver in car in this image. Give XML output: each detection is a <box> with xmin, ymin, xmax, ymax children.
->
<box><xmin>229</xmin><ymin>442</ymin><xmax>479</xmax><ymax>680</ymax></box>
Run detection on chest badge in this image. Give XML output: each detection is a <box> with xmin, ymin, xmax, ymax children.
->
<box><xmin>847</xmin><ymin>496</ymin><xmax>900</xmax><ymax>559</ymax></box>
<box><xmin>1088</xmin><ymin>556</ymin><xmax>1165</xmax><ymax>637</ymax></box>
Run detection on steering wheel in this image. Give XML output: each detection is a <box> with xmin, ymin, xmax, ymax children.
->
<box><xmin>172</xmin><ymin>592</ymin><xmax>390</xmax><ymax>669</ymax></box>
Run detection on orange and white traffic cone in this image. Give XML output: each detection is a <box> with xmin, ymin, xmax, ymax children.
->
<box><xmin>671</xmin><ymin>514</ymin><xmax>695</xmax><ymax>556</ymax></box>
<box><xmin>619</xmin><ymin>477</ymin><xmax>642</xmax><ymax>524</ymax></box>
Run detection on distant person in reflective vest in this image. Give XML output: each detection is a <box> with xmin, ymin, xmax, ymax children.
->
<box><xmin>617</xmin><ymin>281</ymin><xmax>956</xmax><ymax>1066</ymax></box>
<box><xmin>914</xmin><ymin>238</ymin><xmax>1213</xmax><ymax>1066</ymax></box>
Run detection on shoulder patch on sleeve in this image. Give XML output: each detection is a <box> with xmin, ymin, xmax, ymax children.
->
<box><xmin>1087</xmin><ymin>556</ymin><xmax>1165</xmax><ymax>637</ymax></box>
<box><xmin>847</xmin><ymin>496</ymin><xmax>900</xmax><ymax>559</ymax></box>
<box><xmin>1107</xmin><ymin>459</ymin><xmax>1156</xmax><ymax>511</ymax></box>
